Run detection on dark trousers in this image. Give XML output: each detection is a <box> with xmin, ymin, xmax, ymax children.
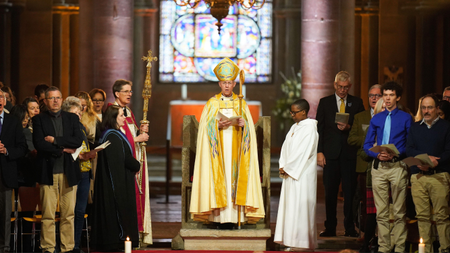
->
<box><xmin>323</xmin><ymin>157</ymin><xmax>357</xmax><ymax>232</ymax></box>
<box><xmin>74</xmin><ymin>172</ymin><xmax>90</xmax><ymax>249</ymax></box>
<box><xmin>0</xmin><ymin>176</ymin><xmax>12</xmax><ymax>253</ymax></box>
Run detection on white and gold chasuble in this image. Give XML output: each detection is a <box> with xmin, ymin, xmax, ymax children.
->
<box><xmin>189</xmin><ymin>93</ymin><xmax>265</xmax><ymax>224</ymax></box>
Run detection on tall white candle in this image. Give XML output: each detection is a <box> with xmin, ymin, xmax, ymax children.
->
<box><xmin>242</xmin><ymin>84</ymin><xmax>246</xmax><ymax>99</ymax></box>
<box><xmin>181</xmin><ymin>84</ymin><xmax>187</xmax><ymax>100</ymax></box>
<box><xmin>418</xmin><ymin>238</ymin><xmax>425</xmax><ymax>253</ymax></box>
<box><xmin>125</xmin><ymin>237</ymin><xmax>132</xmax><ymax>253</ymax></box>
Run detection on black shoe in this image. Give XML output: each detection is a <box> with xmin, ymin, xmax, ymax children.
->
<box><xmin>319</xmin><ymin>229</ymin><xmax>336</xmax><ymax>237</ymax></box>
<box><xmin>344</xmin><ymin>230</ymin><xmax>359</xmax><ymax>237</ymax></box>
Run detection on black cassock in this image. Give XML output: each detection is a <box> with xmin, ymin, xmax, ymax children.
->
<box><xmin>91</xmin><ymin>130</ymin><xmax>140</xmax><ymax>251</ymax></box>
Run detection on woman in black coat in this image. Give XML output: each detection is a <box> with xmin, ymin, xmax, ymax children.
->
<box><xmin>91</xmin><ymin>105</ymin><xmax>141</xmax><ymax>251</ymax></box>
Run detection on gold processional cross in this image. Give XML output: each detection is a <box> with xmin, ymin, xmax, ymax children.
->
<box><xmin>136</xmin><ymin>50</ymin><xmax>157</xmax><ymax>194</ymax></box>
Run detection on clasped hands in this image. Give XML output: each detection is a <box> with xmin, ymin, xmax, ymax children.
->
<box><xmin>218</xmin><ymin>118</ymin><xmax>245</xmax><ymax>129</ymax></box>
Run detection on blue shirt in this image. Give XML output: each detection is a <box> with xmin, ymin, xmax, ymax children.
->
<box><xmin>0</xmin><ymin>110</ymin><xmax>4</xmax><ymax>125</ymax></box>
<box><xmin>363</xmin><ymin>107</ymin><xmax>412</xmax><ymax>158</ymax></box>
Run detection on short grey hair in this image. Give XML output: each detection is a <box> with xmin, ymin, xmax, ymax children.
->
<box><xmin>368</xmin><ymin>84</ymin><xmax>382</xmax><ymax>94</ymax></box>
<box><xmin>62</xmin><ymin>96</ymin><xmax>82</xmax><ymax>112</ymax></box>
<box><xmin>334</xmin><ymin>71</ymin><xmax>351</xmax><ymax>84</ymax></box>
<box><xmin>443</xmin><ymin>86</ymin><xmax>450</xmax><ymax>96</ymax></box>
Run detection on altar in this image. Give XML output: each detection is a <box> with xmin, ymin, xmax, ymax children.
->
<box><xmin>166</xmin><ymin>100</ymin><xmax>262</xmax><ymax>147</ymax></box>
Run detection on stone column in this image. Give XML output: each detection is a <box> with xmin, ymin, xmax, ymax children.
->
<box><xmin>52</xmin><ymin>4</ymin><xmax>79</xmax><ymax>98</ymax></box>
<box><xmin>93</xmin><ymin>0</ymin><xmax>134</xmax><ymax>104</ymax></box>
<box><xmin>133</xmin><ymin>0</ymin><xmax>157</xmax><ymax>121</ymax></box>
<box><xmin>301</xmin><ymin>0</ymin><xmax>340</xmax><ymax>118</ymax></box>
<box><xmin>283</xmin><ymin>0</ymin><xmax>301</xmax><ymax>76</ymax></box>
<box><xmin>0</xmin><ymin>1</ymin><xmax>12</xmax><ymax>85</ymax></box>
<box><xmin>78</xmin><ymin>0</ymin><xmax>94</xmax><ymax>93</ymax></box>
<box><xmin>340</xmin><ymin>0</ymin><xmax>355</xmax><ymax>94</ymax></box>
<box><xmin>355</xmin><ymin>1</ymin><xmax>379</xmax><ymax>108</ymax></box>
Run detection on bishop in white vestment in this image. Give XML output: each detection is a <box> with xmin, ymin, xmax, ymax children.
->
<box><xmin>274</xmin><ymin>99</ymin><xmax>318</xmax><ymax>250</ymax></box>
<box><xmin>189</xmin><ymin>58</ymin><xmax>265</xmax><ymax>225</ymax></box>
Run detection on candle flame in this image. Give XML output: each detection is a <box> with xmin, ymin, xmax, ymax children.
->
<box><xmin>126</xmin><ymin>237</ymin><xmax>130</xmax><ymax>241</ymax></box>
<box><xmin>420</xmin><ymin>238</ymin><xmax>423</xmax><ymax>243</ymax></box>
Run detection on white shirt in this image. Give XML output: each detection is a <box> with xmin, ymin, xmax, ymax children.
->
<box><xmin>335</xmin><ymin>93</ymin><xmax>347</xmax><ymax>111</ymax></box>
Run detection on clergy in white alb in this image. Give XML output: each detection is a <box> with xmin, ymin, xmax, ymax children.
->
<box><xmin>189</xmin><ymin>58</ymin><xmax>265</xmax><ymax>225</ymax></box>
<box><xmin>274</xmin><ymin>99</ymin><xmax>318</xmax><ymax>250</ymax></box>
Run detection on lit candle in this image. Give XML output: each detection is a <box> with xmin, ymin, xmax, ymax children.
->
<box><xmin>418</xmin><ymin>238</ymin><xmax>425</xmax><ymax>253</ymax></box>
<box><xmin>181</xmin><ymin>84</ymin><xmax>187</xmax><ymax>100</ymax></box>
<box><xmin>125</xmin><ymin>236</ymin><xmax>132</xmax><ymax>253</ymax></box>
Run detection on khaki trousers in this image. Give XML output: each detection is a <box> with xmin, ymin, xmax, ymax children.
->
<box><xmin>411</xmin><ymin>172</ymin><xmax>450</xmax><ymax>253</ymax></box>
<box><xmin>40</xmin><ymin>173</ymin><xmax>77</xmax><ymax>253</ymax></box>
<box><xmin>371</xmin><ymin>161</ymin><xmax>408</xmax><ymax>253</ymax></box>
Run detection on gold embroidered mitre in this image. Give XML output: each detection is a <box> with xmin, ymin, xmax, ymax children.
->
<box><xmin>213</xmin><ymin>58</ymin><xmax>239</xmax><ymax>81</ymax></box>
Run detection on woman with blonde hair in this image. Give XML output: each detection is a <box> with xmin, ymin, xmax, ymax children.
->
<box><xmin>373</xmin><ymin>98</ymin><xmax>385</xmax><ymax>115</ymax></box>
<box><xmin>75</xmin><ymin>91</ymin><xmax>100</xmax><ymax>143</ymax></box>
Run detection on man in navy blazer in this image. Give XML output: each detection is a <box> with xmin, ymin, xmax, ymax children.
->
<box><xmin>33</xmin><ymin>86</ymin><xmax>83</xmax><ymax>253</ymax></box>
<box><xmin>0</xmin><ymin>89</ymin><xmax>27</xmax><ymax>253</ymax></box>
<box><xmin>316</xmin><ymin>71</ymin><xmax>365</xmax><ymax>237</ymax></box>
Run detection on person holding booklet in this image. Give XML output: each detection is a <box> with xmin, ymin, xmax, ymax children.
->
<box><xmin>406</xmin><ymin>94</ymin><xmax>450</xmax><ymax>253</ymax></box>
<box><xmin>189</xmin><ymin>57</ymin><xmax>265</xmax><ymax>228</ymax></box>
<box><xmin>316</xmin><ymin>71</ymin><xmax>365</xmax><ymax>237</ymax></box>
<box><xmin>363</xmin><ymin>81</ymin><xmax>412</xmax><ymax>253</ymax></box>
<box><xmin>91</xmin><ymin>105</ymin><xmax>141</xmax><ymax>251</ymax></box>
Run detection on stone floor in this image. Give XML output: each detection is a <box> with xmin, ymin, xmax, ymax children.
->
<box><xmin>144</xmin><ymin>154</ymin><xmax>362</xmax><ymax>251</ymax></box>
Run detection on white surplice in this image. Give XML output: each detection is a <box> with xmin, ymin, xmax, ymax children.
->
<box><xmin>274</xmin><ymin>118</ymin><xmax>318</xmax><ymax>249</ymax></box>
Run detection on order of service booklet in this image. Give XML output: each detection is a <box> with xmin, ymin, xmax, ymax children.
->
<box><xmin>215</xmin><ymin>111</ymin><xmax>242</xmax><ymax>126</ymax></box>
<box><xmin>72</xmin><ymin>140</ymin><xmax>111</xmax><ymax>160</ymax></box>
<box><xmin>402</xmin><ymin>154</ymin><xmax>434</xmax><ymax>168</ymax></box>
<box><xmin>369</xmin><ymin>144</ymin><xmax>400</xmax><ymax>157</ymax></box>
<box><xmin>335</xmin><ymin>112</ymin><xmax>349</xmax><ymax>125</ymax></box>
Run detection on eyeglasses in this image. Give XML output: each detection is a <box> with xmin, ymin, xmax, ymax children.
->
<box><xmin>421</xmin><ymin>106</ymin><xmax>435</xmax><ymax>110</ymax></box>
<box><xmin>119</xmin><ymin>90</ymin><xmax>133</xmax><ymax>95</ymax></box>
<box><xmin>336</xmin><ymin>85</ymin><xmax>350</xmax><ymax>91</ymax></box>
<box><xmin>443</xmin><ymin>96</ymin><xmax>450</xmax><ymax>101</ymax></box>
<box><xmin>290</xmin><ymin>110</ymin><xmax>303</xmax><ymax>115</ymax></box>
<box><xmin>46</xmin><ymin>97</ymin><xmax>62</xmax><ymax>101</ymax></box>
<box><xmin>368</xmin><ymin>94</ymin><xmax>382</xmax><ymax>99</ymax></box>
<box><xmin>92</xmin><ymin>99</ymin><xmax>105</xmax><ymax>103</ymax></box>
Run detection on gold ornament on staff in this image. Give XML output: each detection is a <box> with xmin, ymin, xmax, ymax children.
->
<box><xmin>237</xmin><ymin>69</ymin><xmax>245</xmax><ymax>229</ymax></box>
<box><xmin>136</xmin><ymin>49</ymin><xmax>157</xmax><ymax>194</ymax></box>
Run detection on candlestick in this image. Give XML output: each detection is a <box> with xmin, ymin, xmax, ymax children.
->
<box><xmin>418</xmin><ymin>238</ymin><xmax>425</xmax><ymax>253</ymax></box>
<box><xmin>125</xmin><ymin>237</ymin><xmax>132</xmax><ymax>253</ymax></box>
<box><xmin>181</xmin><ymin>84</ymin><xmax>187</xmax><ymax>100</ymax></box>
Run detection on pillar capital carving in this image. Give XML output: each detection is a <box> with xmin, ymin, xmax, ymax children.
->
<box><xmin>273</xmin><ymin>8</ymin><xmax>301</xmax><ymax>19</ymax></box>
<box><xmin>135</xmin><ymin>0</ymin><xmax>155</xmax><ymax>9</ymax></box>
<box><xmin>400</xmin><ymin>0</ymin><xmax>450</xmax><ymax>14</ymax></box>
<box><xmin>52</xmin><ymin>4</ymin><xmax>79</xmax><ymax>14</ymax></box>
<box><xmin>355</xmin><ymin>0</ymin><xmax>379</xmax><ymax>15</ymax></box>
<box><xmin>134</xmin><ymin>7</ymin><xmax>157</xmax><ymax>17</ymax></box>
<box><xmin>53</xmin><ymin>0</ymin><xmax>78</xmax><ymax>5</ymax></box>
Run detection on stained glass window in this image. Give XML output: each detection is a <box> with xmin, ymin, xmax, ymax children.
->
<box><xmin>159</xmin><ymin>0</ymin><xmax>273</xmax><ymax>83</ymax></box>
